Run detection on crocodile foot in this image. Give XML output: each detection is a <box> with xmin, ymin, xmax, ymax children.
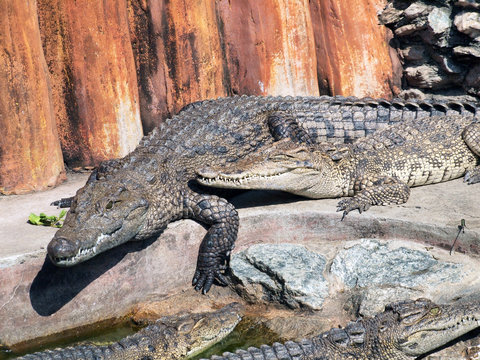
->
<box><xmin>192</xmin><ymin>252</ymin><xmax>230</xmax><ymax>294</ymax></box>
<box><xmin>337</xmin><ymin>197</ymin><xmax>372</xmax><ymax>220</ymax></box>
<box><xmin>464</xmin><ymin>167</ymin><xmax>480</xmax><ymax>185</ymax></box>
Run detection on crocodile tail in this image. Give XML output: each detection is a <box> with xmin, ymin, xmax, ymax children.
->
<box><xmin>207</xmin><ymin>339</ymin><xmax>316</xmax><ymax>360</ymax></box>
<box><xmin>16</xmin><ymin>344</ymin><xmax>109</xmax><ymax>360</ymax></box>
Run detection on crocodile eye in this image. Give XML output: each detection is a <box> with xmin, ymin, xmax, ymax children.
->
<box><xmin>429</xmin><ymin>307</ymin><xmax>440</xmax><ymax>316</ymax></box>
<box><xmin>106</xmin><ymin>200</ymin><xmax>113</xmax><ymax>210</ymax></box>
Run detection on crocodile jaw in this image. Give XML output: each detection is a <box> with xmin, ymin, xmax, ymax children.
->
<box><xmin>399</xmin><ymin>304</ymin><xmax>480</xmax><ymax>357</ymax></box>
<box><xmin>197</xmin><ymin>168</ymin><xmax>328</xmax><ymax>196</ymax></box>
<box><xmin>48</xmin><ymin>224</ymin><xmax>134</xmax><ymax>266</ymax></box>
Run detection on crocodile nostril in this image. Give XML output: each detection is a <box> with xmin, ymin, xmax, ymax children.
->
<box><xmin>47</xmin><ymin>237</ymin><xmax>78</xmax><ymax>261</ymax></box>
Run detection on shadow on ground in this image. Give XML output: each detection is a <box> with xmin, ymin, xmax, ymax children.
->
<box><xmin>29</xmin><ymin>237</ymin><xmax>156</xmax><ymax>316</ymax></box>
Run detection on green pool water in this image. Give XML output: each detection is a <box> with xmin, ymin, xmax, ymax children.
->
<box><xmin>0</xmin><ymin>317</ymin><xmax>281</xmax><ymax>360</ymax></box>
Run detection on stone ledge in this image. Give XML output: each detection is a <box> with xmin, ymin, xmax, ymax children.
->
<box><xmin>0</xmin><ymin>174</ymin><xmax>478</xmax><ymax>348</ymax></box>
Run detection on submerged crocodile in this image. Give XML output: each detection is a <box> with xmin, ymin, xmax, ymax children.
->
<box><xmin>197</xmin><ymin>114</ymin><xmax>480</xmax><ymax>217</ymax></box>
<box><xmin>16</xmin><ymin>303</ymin><xmax>242</xmax><ymax>360</ymax></box>
<box><xmin>204</xmin><ymin>298</ymin><xmax>480</xmax><ymax>360</ymax></box>
<box><xmin>47</xmin><ymin>96</ymin><xmax>479</xmax><ymax>293</ymax></box>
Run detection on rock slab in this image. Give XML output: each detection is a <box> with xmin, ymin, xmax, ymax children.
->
<box><xmin>231</xmin><ymin>244</ymin><xmax>329</xmax><ymax>310</ymax></box>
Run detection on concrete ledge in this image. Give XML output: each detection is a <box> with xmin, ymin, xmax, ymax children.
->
<box><xmin>0</xmin><ymin>174</ymin><xmax>478</xmax><ymax>347</ymax></box>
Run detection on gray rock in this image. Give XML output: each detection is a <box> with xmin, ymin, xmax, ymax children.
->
<box><xmin>423</xmin><ymin>6</ymin><xmax>452</xmax><ymax>46</ymax></box>
<box><xmin>453</xmin><ymin>45</ymin><xmax>480</xmax><ymax>58</ymax></box>
<box><xmin>455</xmin><ymin>0</ymin><xmax>480</xmax><ymax>9</ymax></box>
<box><xmin>404</xmin><ymin>64</ymin><xmax>452</xmax><ymax>89</ymax></box>
<box><xmin>398</xmin><ymin>45</ymin><xmax>426</xmax><ymax>61</ymax></box>
<box><xmin>395</xmin><ymin>23</ymin><xmax>426</xmax><ymax>37</ymax></box>
<box><xmin>404</xmin><ymin>3</ymin><xmax>430</xmax><ymax>19</ymax></box>
<box><xmin>427</xmin><ymin>7</ymin><xmax>452</xmax><ymax>35</ymax></box>
<box><xmin>454</xmin><ymin>11</ymin><xmax>480</xmax><ymax>40</ymax></box>
<box><xmin>378</xmin><ymin>3</ymin><xmax>405</xmax><ymax>25</ymax></box>
<box><xmin>330</xmin><ymin>239</ymin><xmax>463</xmax><ymax>289</ymax></box>
<box><xmin>230</xmin><ymin>244</ymin><xmax>329</xmax><ymax>310</ymax></box>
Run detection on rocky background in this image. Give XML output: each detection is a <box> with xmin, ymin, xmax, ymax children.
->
<box><xmin>2</xmin><ymin>1</ymin><xmax>480</xmax><ymax>194</ymax></box>
<box><xmin>379</xmin><ymin>0</ymin><xmax>480</xmax><ymax>99</ymax></box>
<box><xmin>0</xmin><ymin>0</ymin><xmax>397</xmax><ymax>194</ymax></box>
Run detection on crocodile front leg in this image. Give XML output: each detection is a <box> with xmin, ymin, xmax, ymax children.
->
<box><xmin>463</xmin><ymin>122</ymin><xmax>480</xmax><ymax>184</ymax></box>
<box><xmin>183</xmin><ymin>190</ymin><xmax>239</xmax><ymax>294</ymax></box>
<box><xmin>337</xmin><ymin>176</ymin><xmax>410</xmax><ymax>219</ymax></box>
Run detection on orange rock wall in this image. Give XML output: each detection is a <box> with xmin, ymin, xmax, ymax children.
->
<box><xmin>0</xmin><ymin>1</ymin><xmax>65</xmax><ymax>194</ymax></box>
<box><xmin>129</xmin><ymin>0</ymin><xmax>321</xmax><ymax>133</ymax></box>
<box><xmin>310</xmin><ymin>0</ymin><xmax>399</xmax><ymax>97</ymax></box>
<box><xmin>215</xmin><ymin>0</ymin><xmax>319</xmax><ymax>96</ymax></box>
<box><xmin>38</xmin><ymin>0</ymin><xmax>143</xmax><ymax>166</ymax></box>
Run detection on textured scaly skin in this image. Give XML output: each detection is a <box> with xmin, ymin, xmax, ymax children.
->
<box><xmin>16</xmin><ymin>303</ymin><xmax>243</xmax><ymax>360</ymax></box>
<box><xmin>47</xmin><ymin>96</ymin><xmax>479</xmax><ymax>293</ymax></box>
<box><xmin>205</xmin><ymin>299</ymin><xmax>480</xmax><ymax>360</ymax></box>
<box><xmin>197</xmin><ymin>114</ymin><xmax>480</xmax><ymax>217</ymax></box>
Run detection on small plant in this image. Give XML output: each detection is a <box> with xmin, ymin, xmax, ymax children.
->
<box><xmin>28</xmin><ymin>210</ymin><xmax>67</xmax><ymax>228</ymax></box>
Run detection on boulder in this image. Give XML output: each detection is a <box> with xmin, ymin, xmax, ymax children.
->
<box><xmin>454</xmin><ymin>11</ymin><xmax>480</xmax><ymax>40</ymax></box>
<box><xmin>230</xmin><ymin>243</ymin><xmax>329</xmax><ymax>310</ymax></box>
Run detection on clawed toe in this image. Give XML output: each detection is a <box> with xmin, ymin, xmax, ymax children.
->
<box><xmin>464</xmin><ymin>169</ymin><xmax>480</xmax><ymax>185</ymax></box>
<box><xmin>336</xmin><ymin>197</ymin><xmax>371</xmax><ymax>220</ymax></box>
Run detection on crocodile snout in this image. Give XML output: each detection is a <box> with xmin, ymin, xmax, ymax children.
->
<box><xmin>47</xmin><ymin>237</ymin><xmax>79</xmax><ymax>264</ymax></box>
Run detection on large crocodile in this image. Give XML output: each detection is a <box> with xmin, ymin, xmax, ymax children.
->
<box><xmin>197</xmin><ymin>113</ymin><xmax>480</xmax><ymax>218</ymax></box>
<box><xmin>204</xmin><ymin>298</ymin><xmax>480</xmax><ymax>360</ymax></box>
<box><xmin>47</xmin><ymin>96</ymin><xmax>479</xmax><ymax>293</ymax></box>
<box><xmin>16</xmin><ymin>303</ymin><xmax>243</xmax><ymax>360</ymax></box>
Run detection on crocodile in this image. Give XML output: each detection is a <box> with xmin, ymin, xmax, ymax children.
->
<box><xmin>197</xmin><ymin>113</ymin><xmax>480</xmax><ymax>218</ymax></box>
<box><xmin>16</xmin><ymin>303</ymin><xmax>243</xmax><ymax>360</ymax></box>
<box><xmin>204</xmin><ymin>298</ymin><xmax>480</xmax><ymax>360</ymax></box>
<box><xmin>47</xmin><ymin>96</ymin><xmax>480</xmax><ymax>293</ymax></box>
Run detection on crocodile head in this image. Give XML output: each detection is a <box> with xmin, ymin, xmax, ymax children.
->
<box><xmin>390</xmin><ymin>298</ymin><xmax>480</xmax><ymax>357</ymax></box>
<box><xmin>328</xmin><ymin>298</ymin><xmax>480</xmax><ymax>359</ymax></box>
<box><xmin>47</xmin><ymin>170</ymin><xmax>151</xmax><ymax>266</ymax></box>
<box><xmin>154</xmin><ymin>302</ymin><xmax>243</xmax><ymax>358</ymax></box>
<box><xmin>197</xmin><ymin>140</ymin><xmax>343</xmax><ymax>199</ymax></box>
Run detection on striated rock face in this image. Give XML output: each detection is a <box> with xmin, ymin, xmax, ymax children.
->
<box><xmin>379</xmin><ymin>0</ymin><xmax>480</xmax><ymax>97</ymax></box>
<box><xmin>37</xmin><ymin>0</ymin><xmax>143</xmax><ymax>167</ymax></box>
<box><xmin>0</xmin><ymin>1</ymin><xmax>65</xmax><ymax>194</ymax></box>
<box><xmin>128</xmin><ymin>0</ymin><xmax>321</xmax><ymax>133</ymax></box>
<box><xmin>310</xmin><ymin>0</ymin><xmax>400</xmax><ymax>98</ymax></box>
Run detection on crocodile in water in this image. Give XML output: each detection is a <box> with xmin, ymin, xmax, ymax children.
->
<box><xmin>204</xmin><ymin>298</ymin><xmax>480</xmax><ymax>360</ymax></box>
<box><xmin>16</xmin><ymin>303</ymin><xmax>243</xmax><ymax>360</ymax></box>
<box><xmin>47</xmin><ymin>96</ymin><xmax>479</xmax><ymax>293</ymax></box>
<box><xmin>197</xmin><ymin>113</ymin><xmax>480</xmax><ymax>218</ymax></box>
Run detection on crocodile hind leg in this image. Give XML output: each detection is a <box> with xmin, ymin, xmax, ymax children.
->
<box><xmin>267</xmin><ymin>112</ymin><xmax>315</xmax><ymax>145</ymax></box>
<box><xmin>337</xmin><ymin>176</ymin><xmax>410</xmax><ymax>219</ymax></box>
<box><xmin>463</xmin><ymin>122</ymin><xmax>480</xmax><ymax>184</ymax></box>
<box><xmin>182</xmin><ymin>190</ymin><xmax>239</xmax><ymax>294</ymax></box>
<box><xmin>267</xmin><ymin>112</ymin><xmax>351</xmax><ymax>158</ymax></box>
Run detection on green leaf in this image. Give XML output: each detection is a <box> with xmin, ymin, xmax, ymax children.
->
<box><xmin>58</xmin><ymin>210</ymin><xmax>67</xmax><ymax>220</ymax></box>
<box><xmin>28</xmin><ymin>210</ymin><xmax>66</xmax><ymax>228</ymax></box>
<box><xmin>28</xmin><ymin>213</ymin><xmax>41</xmax><ymax>225</ymax></box>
